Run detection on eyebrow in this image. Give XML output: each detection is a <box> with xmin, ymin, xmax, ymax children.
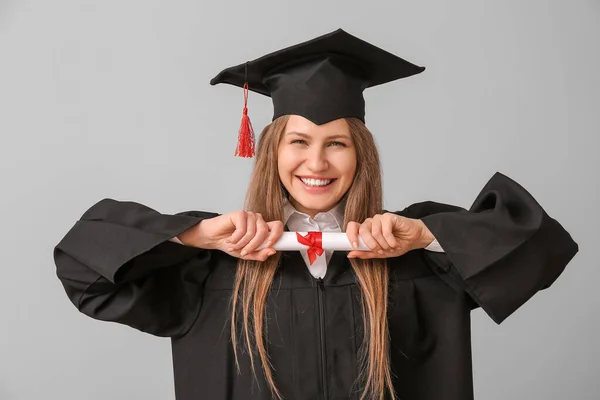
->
<box><xmin>285</xmin><ymin>131</ymin><xmax>351</xmax><ymax>140</ymax></box>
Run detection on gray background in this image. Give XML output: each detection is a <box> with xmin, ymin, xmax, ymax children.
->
<box><xmin>0</xmin><ymin>0</ymin><xmax>598</xmax><ymax>399</ymax></box>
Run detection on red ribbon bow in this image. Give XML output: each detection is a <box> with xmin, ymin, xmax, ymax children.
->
<box><xmin>296</xmin><ymin>232</ymin><xmax>324</xmax><ymax>265</ymax></box>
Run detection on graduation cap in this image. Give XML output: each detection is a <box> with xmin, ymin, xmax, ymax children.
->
<box><xmin>210</xmin><ymin>28</ymin><xmax>425</xmax><ymax>157</ymax></box>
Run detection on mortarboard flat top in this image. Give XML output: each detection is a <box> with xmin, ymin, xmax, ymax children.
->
<box><xmin>210</xmin><ymin>28</ymin><xmax>425</xmax><ymax>125</ymax></box>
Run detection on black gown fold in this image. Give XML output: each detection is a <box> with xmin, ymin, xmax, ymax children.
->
<box><xmin>53</xmin><ymin>173</ymin><xmax>578</xmax><ymax>400</ymax></box>
<box><xmin>54</xmin><ymin>198</ymin><xmax>219</xmax><ymax>337</ymax></box>
<box><xmin>411</xmin><ymin>172</ymin><xmax>579</xmax><ymax>323</ymax></box>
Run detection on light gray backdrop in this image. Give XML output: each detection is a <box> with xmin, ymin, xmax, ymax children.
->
<box><xmin>1</xmin><ymin>1</ymin><xmax>598</xmax><ymax>399</ymax></box>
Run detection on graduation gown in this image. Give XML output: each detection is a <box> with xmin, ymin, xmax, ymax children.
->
<box><xmin>54</xmin><ymin>172</ymin><xmax>578</xmax><ymax>400</ymax></box>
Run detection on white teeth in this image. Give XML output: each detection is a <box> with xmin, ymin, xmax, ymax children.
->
<box><xmin>300</xmin><ymin>178</ymin><xmax>333</xmax><ymax>187</ymax></box>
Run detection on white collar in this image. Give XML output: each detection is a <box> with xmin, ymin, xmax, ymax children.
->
<box><xmin>282</xmin><ymin>197</ymin><xmax>345</xmax><ymax>230</ymax></box>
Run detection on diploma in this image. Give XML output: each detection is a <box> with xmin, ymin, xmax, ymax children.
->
<box><xmin>259</xmin><ymin>232</ymin><xmax>370</xmax><ymax>251</ymax></box>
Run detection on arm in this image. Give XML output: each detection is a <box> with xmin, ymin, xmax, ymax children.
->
<box><xmin>401</xmin><ymin>172</ymin><xmax>579</xmax><ymax>324</ymax></box>
<box><xmin>54</xmin><ymin>198</ymin><xmax>219</xmax><ymax>337</ymax></box>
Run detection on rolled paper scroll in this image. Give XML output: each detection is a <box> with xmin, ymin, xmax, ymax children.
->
<box><xmin>258</xmin><ymin>232</ymin><xmax>370</xmax><ymax>252</ymax></box>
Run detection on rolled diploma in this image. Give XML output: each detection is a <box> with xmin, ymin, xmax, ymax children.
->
<box><xmin>258</xmin><ymin>232</ymin><xmax>370</xmax><ymax>251</ymax></box>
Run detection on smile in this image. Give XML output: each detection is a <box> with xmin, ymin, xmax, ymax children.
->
<box><xmin>297</xmin><ymin>177</ymin><xmax>335</xmax><ymax>187</ymax></box>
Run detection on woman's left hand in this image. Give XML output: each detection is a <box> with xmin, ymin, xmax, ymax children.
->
<box><xmin>346</xmin><ymin>213</ymin><xmax>435</xmax><ymax>259</ymax></box>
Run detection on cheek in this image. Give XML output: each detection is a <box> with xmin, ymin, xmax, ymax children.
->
<box><xmin>278</xmin><ymin>148</ymin><xmax>300</xmax><ymax>179</ymax></box>
<box><xmin>335</xmin><ymin>152</ymin><xmax>357</xmax><ymax>179</ymax></box>
<box><xmin>277</xmin><ymin>159</ymin><xmax>287</xmax><ymax>184</ymax></box>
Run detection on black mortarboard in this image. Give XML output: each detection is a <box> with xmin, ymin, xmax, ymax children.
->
<box><xmin>210</xmin><ymin>28</ymin><xmax>425</xmax><ymax>157</ymax></box>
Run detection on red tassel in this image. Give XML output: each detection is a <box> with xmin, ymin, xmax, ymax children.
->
<box><xmin>235</xmin><ymin>83</ymin><xmax>255</xmax><ymax>158</ymax></box>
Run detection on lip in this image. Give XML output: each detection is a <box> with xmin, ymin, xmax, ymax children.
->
<box><xmin>295</xmin><ymin>176</ymin><xmax>336</xmax><ymax>194</ymax></box>
<box><xmin>296</xmin><ymin>175</ymin><xmax>336</xmax><ymax>180</ymax></box>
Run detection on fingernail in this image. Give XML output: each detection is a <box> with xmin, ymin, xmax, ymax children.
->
<box><xmin>266</xmin><ymin>241</ymin><xmax>272</xmax><ymax>248</ymax></box>
<box><xmin>353</xmin><ymin>241</ymin><xmax>358</xmax><ymax>249</ymax></box>
<box><xmin>268</xmin><ymin>251</ymin><xmax>276</xmax><ymax>256</ymax></box>
<box><xmin>227</xmin><ymin>248</ymin><xmax>234</xmax><ymax>252</ymax></box>
<box><xmin>241</xmin><ymin>250</ymin><xmax>247</xmax><ymax>256</ymax></box>
<box><xmin>378</xmin><ymin>250</ymin><xmax>384</xmax><ymax>255</ymax></box>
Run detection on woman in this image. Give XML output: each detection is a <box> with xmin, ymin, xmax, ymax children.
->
<box><xmin>54</xmin><ymin>29</ymin><xmax>578</xmax><ymax>400</ymax></box>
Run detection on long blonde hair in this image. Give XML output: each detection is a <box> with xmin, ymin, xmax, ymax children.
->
<box><xmin>230</xmin><ymin>115</ymin><xmax>395</xmax><ymax>400</ymax></box>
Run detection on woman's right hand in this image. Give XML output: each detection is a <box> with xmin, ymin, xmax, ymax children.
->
<box><xmin>178</xmin><ymin>211</ymin><xmax>284</xmax><ymax>261</ymax></box>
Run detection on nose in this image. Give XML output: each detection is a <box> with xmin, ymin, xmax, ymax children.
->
<box><xmin>306</xmin><ymin>146</ymin><xmax>328</xmax><ymax>172</ymax></box>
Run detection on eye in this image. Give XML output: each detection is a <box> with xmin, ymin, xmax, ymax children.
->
<box><xmin>328</xmin><ymin>141</ymin><xmax>347</xmax><ymax>147</ymax></box>
<box><xmin>291</xmin><ymin>139</ymin><xmax>308</xmax><ymax>145</ymax></box>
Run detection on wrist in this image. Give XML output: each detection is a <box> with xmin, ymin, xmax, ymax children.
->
<box><xmin>178</xmin><ymin>220</ymin><xmax>213</xmax><ymax>249</ymax></box>
<box><xmin>415</xmin><ymin>219</ymin><xmax>435</xmax><ymax>249</ymax></box>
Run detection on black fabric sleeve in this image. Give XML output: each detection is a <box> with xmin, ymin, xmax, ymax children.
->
<box><xmin>54</xmin><ymin>198</ymin><xmax>220</xmax><ymax>337</ymax></box>
<box><xmin>395</xmin><ymin>172</ymin><xmax>579</xmax><ymax>324</ymax></box>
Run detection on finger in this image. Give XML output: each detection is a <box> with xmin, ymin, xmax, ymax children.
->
<box><xmin>244</xmin><ymin>248</ymin><xmax>277</xmax><ymax>262</ymax></box>
<box><xmin>347</xmin><ymin>250</ymin><xmax>381</xmax><ymax>259</ymax></box>
<box><xmin>227</xmin><ymin>211</ymin><xmax>247</xmax><ymax>245</ymax></box>
<box><xmin>370</xmin><ymin>215</ymin><xmax>391</xmax><ymax>252</ymax></box>
<box><xmin>381</xmin><ymin>214</ymin><xmax>399</xmax><ymax>249</ymax></box>
<box><xmin>359</xmin><ymin>219</ymin><xmax>381</xmax><ymax>253</ymax></box>
<box><xmin>241</xmin><ymin>213</ymin><xmax>269</xmax><ymax>255</ymax></box>
<box><xmin>229</xmin><ymin>212</ymin><xmax>257</xmax><ymax>251</ymax></box>
<box><xmin>345</xmin><ymin>221</ymin><xmax>361</xmax><ymax>249</ymax></box>
<box><xmin>265</xmin><ymin>220</ymin><xmax>284</xmax><ymax>248</ymax></box>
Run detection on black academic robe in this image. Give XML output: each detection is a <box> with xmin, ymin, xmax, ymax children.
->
<box><xmin>54</xmin><ymin>172</ymin><xmax>578</xmax><ymax>400</ymax></box>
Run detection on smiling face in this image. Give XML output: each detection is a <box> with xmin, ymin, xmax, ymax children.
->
<box><xmin>278</xmin><ymin>115</ymin><xmax>357</xmax><ymax>217</ymax></box>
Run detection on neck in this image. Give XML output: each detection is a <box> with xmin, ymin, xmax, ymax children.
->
<box><xmin>288</xmin><ymin>197</ymin><xmax>341</xmax><ymax>218</ymax></box>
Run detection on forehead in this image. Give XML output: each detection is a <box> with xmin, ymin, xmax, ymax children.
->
<box><xmin>284</xmin><ymin>115</ymin><xmax>350</xmax><ymax>137</ymax></box>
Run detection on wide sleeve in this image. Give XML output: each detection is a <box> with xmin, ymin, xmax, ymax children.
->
<box><xmin>54</xmin><ymin>198</ymin><xmax>220</xmax><ymax>337</ymax></box>
<box><xmin>397</xmin><ymin>172</ymin><xmax>579</xmax><ymax>324</ymax></box>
